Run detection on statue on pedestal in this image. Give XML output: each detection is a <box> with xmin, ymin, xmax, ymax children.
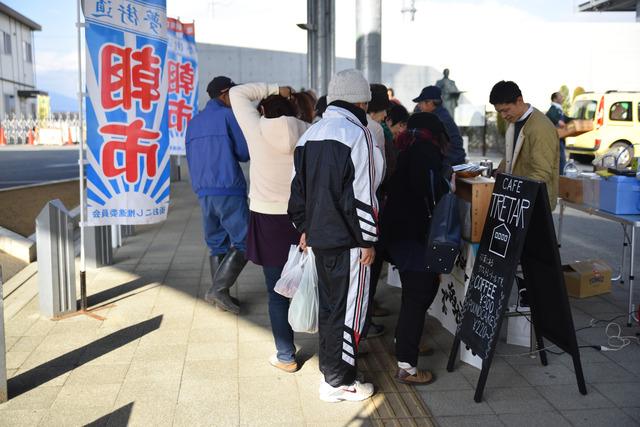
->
<box><xmin>436</xmin><ymin>68</ymin><xmax>462</xmax><ymax>116</ymax></box>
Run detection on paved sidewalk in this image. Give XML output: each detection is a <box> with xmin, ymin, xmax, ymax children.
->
<box><xmin>0</xmin><ymin>181</ymin><xmax>434</xmax><ymax>426</ymax></box>
<box><xmin>1</xmin><ymin>177</ymin><xmax>639</xmax><ymax>426</ymax></box>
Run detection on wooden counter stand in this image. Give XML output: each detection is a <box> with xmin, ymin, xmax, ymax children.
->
<box><xmin>455</xmin><ymin>176</ymin><xmax>495</xmax><ymax>243</ymax></box>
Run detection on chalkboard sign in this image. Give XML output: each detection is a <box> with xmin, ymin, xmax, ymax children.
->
<box><xmin>447</xmin><ymin>173</ymin><xmax>586</xmax><ymax>402</ymax></box>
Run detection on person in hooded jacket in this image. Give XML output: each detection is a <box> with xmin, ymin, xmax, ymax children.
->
<box><xmin>380</xmin><ymin>112</ymin><xmax>450</xmax><ymax>386</ymax></box>
<box><xmin>186</xmin><ymin>76</ymin><xmax>249</xmax><ymax>315</ymax></box>
<box><xmin>229</xmin><ymin>83</ymin><xmax>312</xmax><ymax>373</ymax></box>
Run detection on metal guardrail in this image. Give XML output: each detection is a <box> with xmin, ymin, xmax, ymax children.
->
<box><xmin>1</xmin><ymin>113</ymin><xmax>80</xmax><ymax>145</ymax></box>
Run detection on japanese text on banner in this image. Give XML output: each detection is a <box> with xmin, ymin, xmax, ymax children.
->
<box><xmin>167</xmin><ymin>18</ymin><xmax>198</xmax><ymax>156</ymax></box>
<box><xmin>85</xmin><ymin>0</ymin><xmax>170</xmax><ymax>225</ymax></box>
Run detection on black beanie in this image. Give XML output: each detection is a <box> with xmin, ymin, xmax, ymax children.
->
<box><xmin>368</xmin><ymin>84</ymin><xmax>389</xmax><ymax>113</ymax></box>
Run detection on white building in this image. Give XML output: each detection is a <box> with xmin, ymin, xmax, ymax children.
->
<box><xmin>0</xmin><ymin>2</ymin><xmax>43</xmax><ymax>118</ymax></box>
<box><xmin>196</xmin><ymin>43</ymin><xmax>439</xmax><ymax>111</ymax></box>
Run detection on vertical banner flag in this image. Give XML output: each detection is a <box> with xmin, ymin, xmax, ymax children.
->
<box><xmin>85</xmin><ymin>0</ymin><xmax>170</xmax><ymax>225</ymax></box>
<box><xmin>167</xmin><ymin>18</ymin><xmax>198</xmax><ymax>155</ymax></box>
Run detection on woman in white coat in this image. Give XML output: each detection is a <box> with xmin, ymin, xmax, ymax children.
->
<box><xmin>229</xmin><ymin>83</ymin><xmax>312</xmax><ymax>372</ymax></box>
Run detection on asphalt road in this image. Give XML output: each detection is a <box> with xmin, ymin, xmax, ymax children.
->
<box><xmin>0</xmin><ymin>147</ymin><xmax>593</xmax><ymax>190</ymax></box>
<box><xmin>0</xmin><ymin>146</ymin><xmax>81</xmax><ymax>189</ymax></box>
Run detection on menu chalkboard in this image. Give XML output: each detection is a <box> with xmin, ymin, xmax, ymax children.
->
<box><xmin>447</xmin><ymin>173</ymin><xmax>586</xmax><ymax>403</ymax></box>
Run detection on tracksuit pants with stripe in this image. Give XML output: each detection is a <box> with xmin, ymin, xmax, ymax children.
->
<box><xmin>316</xmin><ymin>247</ymin><xmax>370</xmax><ymax>387</ymax></box>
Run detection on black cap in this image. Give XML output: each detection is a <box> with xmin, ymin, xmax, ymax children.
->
<box><xmin>407</xmin><ymin>112</ymin><xmax>446</xmax><ymax>135</ymax></box>
<box><xmin>207</xmin><ymin>76</ymin><xmax>236</xmax><ymax>99</ymax></box>
<box><xmin>412</xmin><ymin>85</ymin><xmax>442</xmax><ymax>103</ymax></box>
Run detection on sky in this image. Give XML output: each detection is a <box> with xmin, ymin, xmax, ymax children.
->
<box><xmin>2</xmin><ymin>0</ymin><xmax>636</xmax><ymax>110</ymax></box>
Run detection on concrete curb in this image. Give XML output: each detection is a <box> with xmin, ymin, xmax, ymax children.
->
<box><xmin>0</xmin><ymin>177</ymin><xmax>79</xmax><ymax>193</ymax></box>
<box><xmin>0</xmin><ymin>204</ymin><xmax>81</xmax><ymax>264</ymax></box>
<box><xmin>0</xmin><ymin>226</ymin><xmax>35</xmax><ymax>263</ymax></box>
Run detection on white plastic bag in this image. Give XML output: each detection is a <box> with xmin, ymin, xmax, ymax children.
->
<box><xmin>387</xmin><ymin>264</ymin><xmax>401</xmax><ymax>288</ymax></box>
<box><xmin>288</xmin><ymin>248</ymin><xmax>319</xmax><ymax>333</ymax></box>
<box><xmin>274</xmin><ymin>245</ymin><xmax>306</xmax><ymax>298</ymax></box>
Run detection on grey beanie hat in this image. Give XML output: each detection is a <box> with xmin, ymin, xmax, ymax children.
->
<box><xmin>327</xmin><ymin>69</ymin><xmax>371</xmax><ymax>104</ymax></box>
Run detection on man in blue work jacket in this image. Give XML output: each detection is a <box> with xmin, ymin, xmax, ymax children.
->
<box><xmin>413</xmin><ymin>85</ymin><xmax>467</xmax><ymax>166</ymax></box>
<box><xmin>185</xmin><ymin>76</ymin><xmax>249</xmax><ymax>314</ymax></box>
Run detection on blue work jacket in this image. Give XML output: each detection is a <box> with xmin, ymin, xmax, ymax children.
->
<box><xmin>185</xmin><ymin>99</ymin><xmax>249</xmax><ymax>197</ymax></box>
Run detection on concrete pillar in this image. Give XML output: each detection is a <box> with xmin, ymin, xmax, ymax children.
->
<box><xmin>303</xmin><ymin>0</ymin><xmax>334</xmax><ymax>96</ymax></box>
<box><xmin>36</xmin><ymin>200</ymin><xmax>77</xmax><ymax>318</ymax></box>
<box><xmin>0</xmin><ymin>267</ymin><xmax>7</xmax><ymax>403</ymax></box>
<box><xmin>356</xmin><ymin>0</ymin><xmax>382</xmax><ymax>84</ymax></box>
<box><xmin>86</xmin><ymin>225</ymin><xmax>113</xmax><ymax>269</ymax></box>
<box><xmin>306</xmin><ymin>0</ymin><xmax>317</xmax><ymax>91</ymax></box>
<box><xmin>111</xmin><ymin>224</ymin><xmax>122</xmax><ymax>249</ymax></box>
<box><xmin>170</xmin><ymin>155</ymin><xmax>181</xmax><ymax>182</ymax></box>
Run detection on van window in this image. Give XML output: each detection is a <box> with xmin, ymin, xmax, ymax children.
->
<box><xmin>570</xmin><ymin>100</ymin><xmax>597</xmax><ymax>120</ymax></box>
<box><xmin>609</xmin><ymin>102</ymin><xmax>632</xmax><ymax>121</ymax></box>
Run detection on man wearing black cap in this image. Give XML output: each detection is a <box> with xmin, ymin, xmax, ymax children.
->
<box><xmin>413</xmin><ymin>85</ymin><xmax>466</xmax><ymax>166</ymax></box>
<box><xmin>185</xmin><ymin>75</ymin><xmax>249</xmax><ymax>314</ymax></box>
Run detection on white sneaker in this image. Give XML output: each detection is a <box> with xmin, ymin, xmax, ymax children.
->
<box><xmin>319</xmin><ymin>380</ymin><xmax>374</xmax><ymax>403</ymax></box>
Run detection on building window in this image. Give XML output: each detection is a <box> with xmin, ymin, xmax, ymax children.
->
<box><xmin>609</xmin><ymin>101</ymin><xmax>632</xmax><ymax>122</ymax></box>
<box><xmin>23</xmin><ymin>41</ymin><xmax>32</xmax><ymax>63</ymax></box>
<box><xmin>3</xmin><ymin>32</ymin><xmax>11</xmax><ymax>55</ymax></box>
<box><xmin>4</xmin><ymin>94</ymin><xmax>15</xmax><ymax>116</ymax></box>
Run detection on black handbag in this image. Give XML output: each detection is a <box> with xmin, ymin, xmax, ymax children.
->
<box><xmin>424</xmin><ymin>171</ymin><xmax>461</xmax><ymax>274</ymax></box>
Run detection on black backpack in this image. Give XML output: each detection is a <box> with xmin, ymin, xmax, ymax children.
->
<box><xmin>424</xmin><ymin>171</ymin><xmax>461</xmax><ymax>274</ymax></box>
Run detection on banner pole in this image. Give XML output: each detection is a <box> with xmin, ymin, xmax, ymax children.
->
<box><xmin>76</xmin><ymin>0</ymin><xmax>87</xmax><ymax>311</ymax></box>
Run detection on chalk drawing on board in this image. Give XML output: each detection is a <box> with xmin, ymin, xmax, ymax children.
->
<box><xmin>489</xmin><ymin>223</ymin><xmax>510</xmax><ymax>258</ymax></box>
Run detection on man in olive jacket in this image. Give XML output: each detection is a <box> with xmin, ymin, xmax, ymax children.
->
<box><xmin>490</xmin><ymin>81</ymin><xmax>559</xmax><ymax>210</ymax></box>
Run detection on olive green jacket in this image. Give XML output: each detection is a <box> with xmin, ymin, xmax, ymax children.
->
<box><xmin>501</xmin><ymin>108</ymin><xmax>559</xmax><ymax>210</ymax></box>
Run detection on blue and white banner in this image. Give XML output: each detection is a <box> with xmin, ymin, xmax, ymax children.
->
<box><xmin>167</xmin><ymin>18</ymin><xmax>198</xmax><ymax>156</ymax></box>
<box><xmin>85</xmin><ymin>0</ymin><xmax>170</xmax><ymax>225</ymax></box>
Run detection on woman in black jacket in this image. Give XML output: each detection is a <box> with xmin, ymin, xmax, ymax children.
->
<box><xmin>380</xmin><ymin>112</ymin><xmax>450</xmax><ymax>385</ymax></box>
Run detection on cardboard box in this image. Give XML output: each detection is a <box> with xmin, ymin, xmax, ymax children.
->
<box><xmin>563</xmin><ymin>259</ymin><xmax>611</xmax><ymax>298</ymax></box>
<box><xmin>558</xmin><ymin>119</ymin><xmax>594</xmax><ymax>138</ymax></box>
<box><xmin>455</xmin><ymin>176</ymin><xmax>495</xmax><ymax>243</ymax></box>
<box><xmin>559</xmin><ymin>176</ymin><xmax>584</xmax><ymax>203</ymax></box>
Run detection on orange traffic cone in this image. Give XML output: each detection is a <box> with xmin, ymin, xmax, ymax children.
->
<box><xmin>65</xmin><ymin>127</ymin><xmax>74</xmax><ymax>145</ymax></box>
<box><xmin>27</xmin><ymin>129</ymin><xmax>35</xmax><ymax>145</ymax></box>
<box><xmin>0</xmin><ymin>127</ymin><xmax>5</xmax><ymax>145</ymax></box>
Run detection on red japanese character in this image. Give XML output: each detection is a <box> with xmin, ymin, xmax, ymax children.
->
<box><xmin>100</xmin><ymin>44</ymin><xmax>161</xmax><ymax>112</ymax></box>
<box><xmin>101</xmin><ymin>44</ymin><xmax>132</xmax><ymax>110</ymax></box>
<box><xmin>178</xmin><ymin>62</ymin><xmax>194</xmax><ymax>96</ymax></box>
<box><xmin>168</xmin><ymin>60</ymin><xmax>194</xmax><ymax>96</ymax></box>
<box><xmin>168</xmin><ymin>99</ymin><xmax>193</xmax><ymax>132</ymax></box>
<box><xmin>100</xmin><ymin>119</ymin><xmax>160</xmax><ymax>183</ymax></box>
<box><xmin>168</xmin><ymin>60</ymin><xmax>179</xmax><ymax>94</ymax></box>
<box><xmin>131</xmin><ymin>46</ymin><xmax>161</xmax><ymax>111</ymax></box>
